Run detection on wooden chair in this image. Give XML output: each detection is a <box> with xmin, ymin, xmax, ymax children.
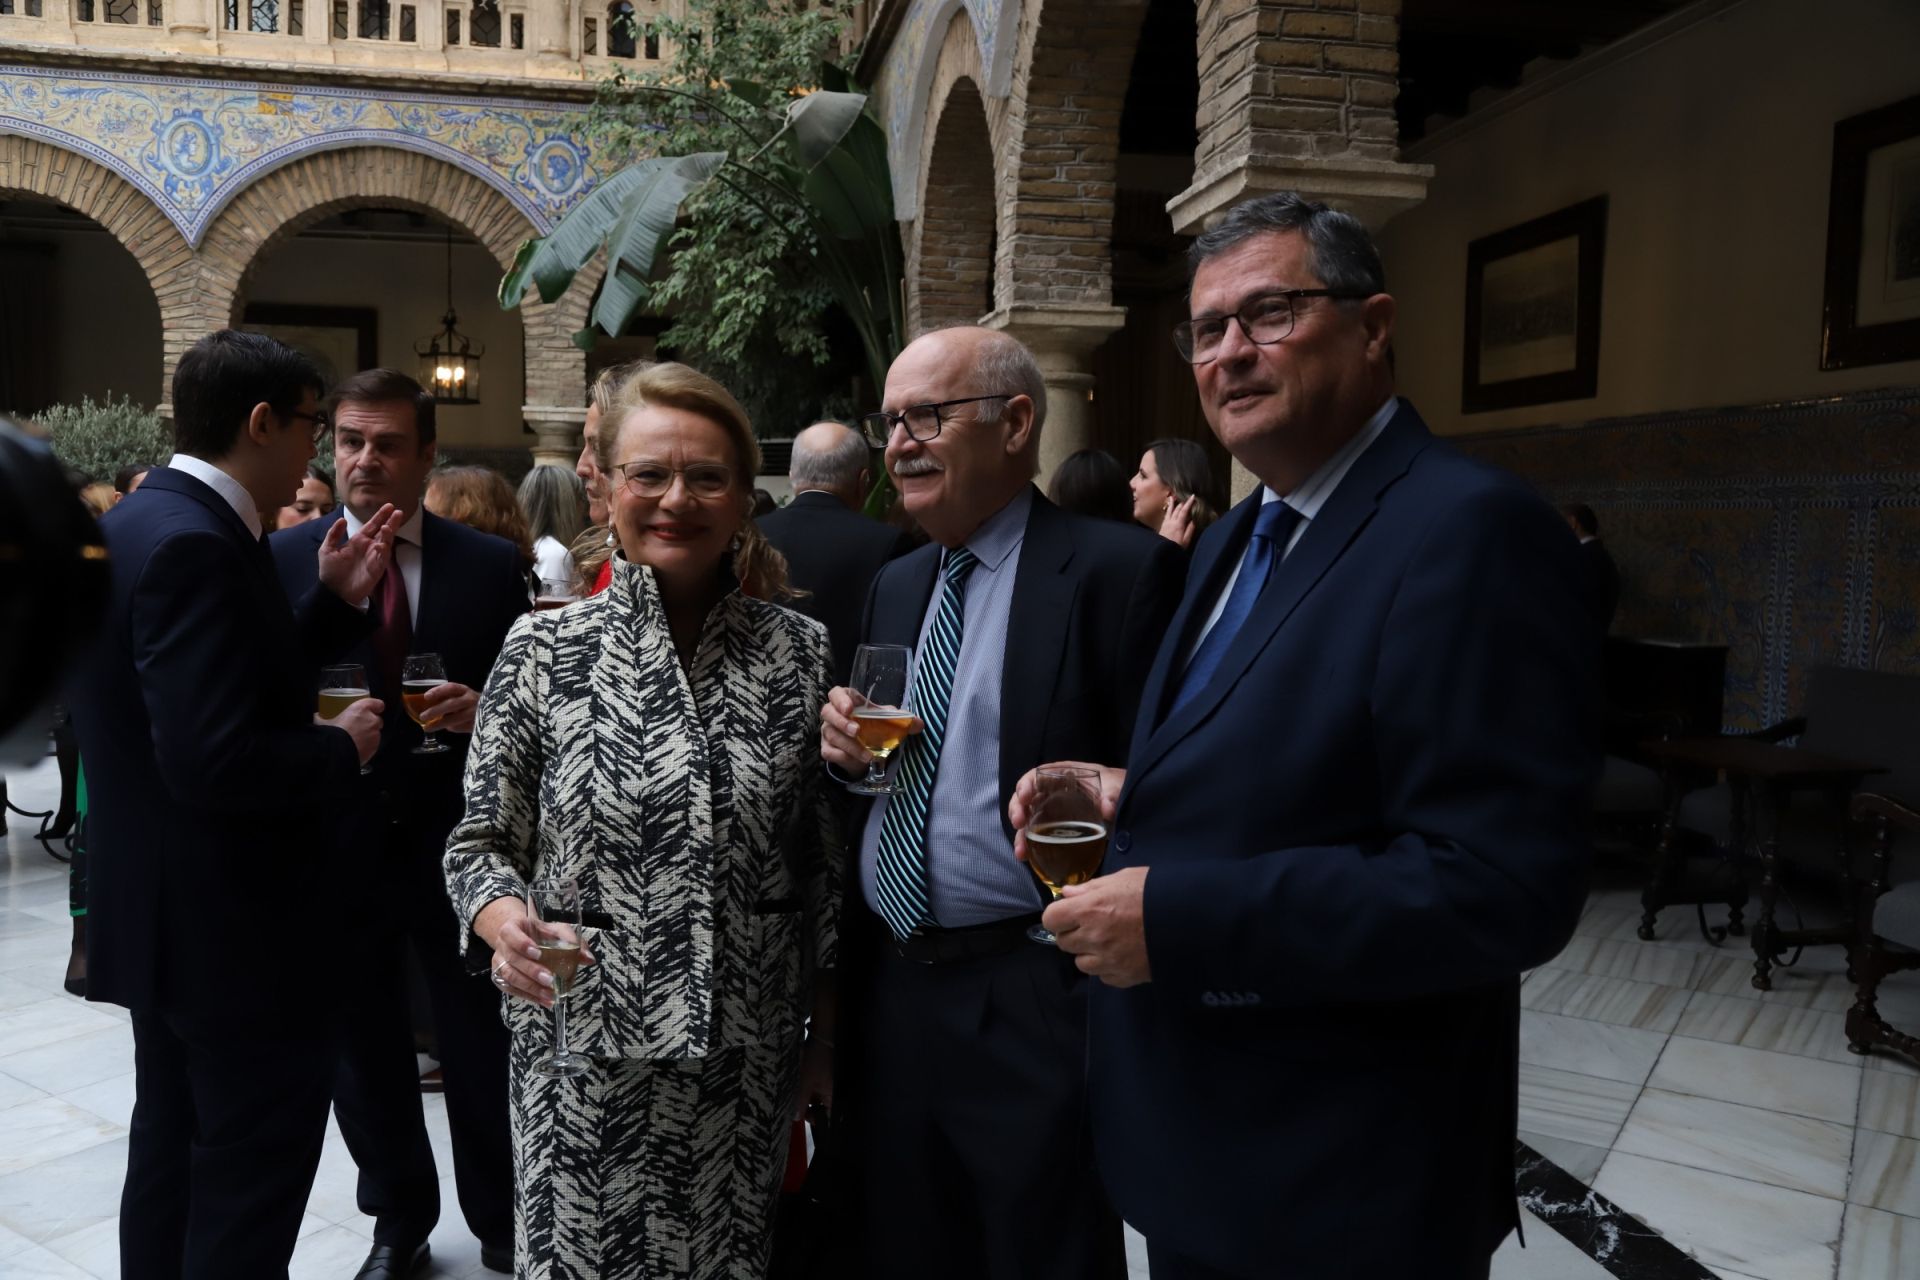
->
<box><xmin>1846</xmin><ymin>792</ymin><xmax>1920</xmax><ymax>1067</ymax></box>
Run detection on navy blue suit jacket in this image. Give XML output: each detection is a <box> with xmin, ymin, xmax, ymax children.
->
<box><xmin>66</xmin><ymin>466</ymin><xmax>364</xmax><ymax>1016</ymax></box>
<box><xmin>1092</xmin><ymin>401</ymin><xmax>1599</xmax><ymax>1276</ymax></box>
<box><xmin>270</xmin><ymin>509</ymin><xmax>529</xmax><ymax>846</ymax></box>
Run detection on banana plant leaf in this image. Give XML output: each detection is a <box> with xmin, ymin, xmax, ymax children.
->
<box><xmin>786</xmin><ymin>90</ymin><xmax>868</xmax><ymax>173</ymax></box>
<box><xmin>497</xmin><ymin>151</ymin><xmax>727</xmax><ymax>310</ymax></box>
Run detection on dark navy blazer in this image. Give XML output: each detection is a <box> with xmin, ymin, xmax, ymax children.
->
<box><xmin>270</xmin><ymin>508</ymin><xmax>529</xmax><ymax>844</ymax></box>
<box><xmin>1092</xmin><ymin>401</ymin><xmax>1600</xmax><ymax>1277</ymax></box>
<box><xmin>67</xmin><ymin>466</ymin><xmax>364</xmax><ymax>1016</ymax></box>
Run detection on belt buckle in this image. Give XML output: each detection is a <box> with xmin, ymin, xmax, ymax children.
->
<box><xmin>896</xmin><ymin>927</ymin><xmax>939</xmax><ymax>965</ymax></box>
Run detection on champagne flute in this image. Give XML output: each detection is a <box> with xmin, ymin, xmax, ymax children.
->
<box><xmin>845</xmin><ymin>644</ymin><xmax>914</xmax><ymax>797</ymax></box>
<box><xmin>318</xmin><ymin>663</ymin><xmax>374</xmax><ymax>775</ymax></box>
<box><xmin>1022</xmin><ymin>766</ymin><xmax>1109</xmax><ymax>946</ymax></box>
<box><xmin>527</xmin><ymin>879</ymin><xmax>590</xmax><ymax>1079</ymax></box>
<box><xmin>401</xmin><ymin>653</ymin><xmax>451</xmax><ymax>755</ymax></box>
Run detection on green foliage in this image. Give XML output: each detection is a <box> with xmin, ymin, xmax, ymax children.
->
<box><xmin>35</xmin><ymin>396</ymin><xmax>171</xmax><ymax>484</ymax></box>
<box><xmin>499</xmin><ymin>0</ymin><xmax>904</xmax><ymax>438</ymax></box>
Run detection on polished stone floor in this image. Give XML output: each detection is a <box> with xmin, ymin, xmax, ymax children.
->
<box><xmin>4</xmin><ymin>756</ymin><xmax>1915</xmax><ymax>1278</ymax></box>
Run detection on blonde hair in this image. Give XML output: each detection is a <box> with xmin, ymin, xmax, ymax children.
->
<box><xmin>595</xmin><ymin>361</ymin><xmax>793</xmax><ymax>602</ymax></box>
<box><xmin>425</xmin><ymin>465</ymin><xmax>536</xmax><ymax>569</ymax></box>
<box><xmin>79</xmin><ymin>482</ymin><xmax>117</xmax><ymax>517</ymax></box>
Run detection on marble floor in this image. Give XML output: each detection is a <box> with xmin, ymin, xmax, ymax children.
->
<box><xmin>4</xmin><ymin>755</ymin><xmax>1915</xmax><ymax>1279</ymax></box>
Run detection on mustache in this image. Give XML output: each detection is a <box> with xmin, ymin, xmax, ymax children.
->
<box><xmin>893</xmin><ymin>457</ymin><xmax>944</xmax><ymax>477</ymax></box>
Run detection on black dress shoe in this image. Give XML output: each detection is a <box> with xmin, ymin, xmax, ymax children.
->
<box><xmin>352</xmin><ymin>1241</ymin><xmax>430</xmax><ymax>1279</ymax></box>
<box><xmin>480</xmin><ymin>1242</ymin><xmax>513</xmax><ymax>1273</ymax></box>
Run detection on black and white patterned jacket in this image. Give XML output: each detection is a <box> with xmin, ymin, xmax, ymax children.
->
<box><xmin>445</xmin><ymin>554</ymin><xmax>841</xmax><ymax>1060</ymax></box>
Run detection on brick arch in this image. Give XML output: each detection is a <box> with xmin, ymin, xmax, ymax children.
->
<box><xmin>0</xmin><ymin>135</ymin><xmax>190</xmax><ymax>405</ymax></box>
<box><xmin>996</xmin><ymin>0</ymin><xmax>1151</xmax><ymax>308</ymax></box>
<box><xmin>910</xmin><ymin>75</ymin><xmax>999</xmax><ymax>335</ymax></box>
<box><xmin>183</xmin><ymin>144</ymin><xmax>595</xmax><ymax>431</ymax></box>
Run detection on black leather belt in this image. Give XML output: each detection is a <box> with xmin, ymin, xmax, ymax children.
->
<box><xmin>887</xmin><ymin>913</ymin><xmax>1043</xmax><ymax>965</ymax></box>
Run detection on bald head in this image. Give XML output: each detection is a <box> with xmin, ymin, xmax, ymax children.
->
<box><xmin>882</xmin><ymin>326</ymin><xmax>1050</xmax><ymax>547</ymax></box>
<box><xmin>790</xmin><ymin>420</ymin><xmax>871</xmax><ymax>506</ymax></box>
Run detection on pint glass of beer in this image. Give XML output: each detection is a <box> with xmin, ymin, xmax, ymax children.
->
<box><xmin>318</xmin><ymin>664</ymin><xmax>374</xmax><ymax>774</ymax></box>
<box><xmin>845</xmin><ymin>644</ymin><xmax>914</xmax><ymax>797</ymax></box>
<box><xmin>1022</xmin><ymin>766</ymin><xmax>1108</xmax><ymax>945</ymax></box>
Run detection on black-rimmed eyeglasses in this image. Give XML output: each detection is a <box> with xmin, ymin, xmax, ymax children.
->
<box><xmin>860</xmin><ymin>394</ymin><xmax>1015</xmax><ymax>448</ymax></box>
<box><xmin>1171</xmin><ymin>289</ymin><xmax>1371</xmax><ymax>363</ymax></box>
<box><xmin>287</xmin><ymin>408</ymin><xmax>330</xmax><ymax>445</ymax></box>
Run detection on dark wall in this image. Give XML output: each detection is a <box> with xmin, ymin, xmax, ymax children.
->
<box><xmin>1453</xmin><ymin>387</ymin><xmax>1920</xmax><ymax>731</ymax></box>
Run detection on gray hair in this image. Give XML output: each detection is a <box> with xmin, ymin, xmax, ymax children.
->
<box><xmin>516</xmin><ymin>464</ymin><xmax>587</xmax><ymax>547</ymax></box>
<box><xmin>973</xmin><ymin>329</ymin><xmax>1048</xmax><ymax>437</ymax></box>
<box><xmin>790</xmin><ymin>422</ymin><xmax>871</xmax><ymax>491</ymax></box>
<box><xmin>1188</xmin><ymin>192</ymin><xmax>1386</xmax><ymax>297</ymax></box>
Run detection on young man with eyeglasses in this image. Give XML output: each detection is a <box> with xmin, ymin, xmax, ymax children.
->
<box><xmin>268</xmin><ymin>369</ymin><xmax>530</xmax><ymax>1279</ymax></box>
<box><xmin>1014</xmin><ymin>192</ymin><xmax>1600</xmax><ymax>1279</ymax></box>
<box><xmin>816</xmin><ymin>325</ymin><xmax>1184</xmax><ymax>1280</ymax></box>
<box><xmin>66</xmin><ymin>329</ymin><xmax>396</xmax><ymax>1279</ymax></box>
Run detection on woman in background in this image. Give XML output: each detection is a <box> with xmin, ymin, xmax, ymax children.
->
<box><xmin>1130</xmin><ymin>437</ymin><xmax>1225</xmax><ymax>550</ymax></box>
<box><xmin>1046</xmin><ymin>448</ymin><xmax>1134</xmax><ymax>523</ymax></box>
<box><xmin>426</xmin><ymin>465</ymin><xmax>537</xmax><ymax>574</ymax></box>
<box><xmin>274</xmin><ymin>463</ymin><xmax>335</xmax><ymax>530</ymax></box>
<box><xmin>517</xmin><ymin>465</ymin><xmax>587</xmax><ymax>601</ymax></box>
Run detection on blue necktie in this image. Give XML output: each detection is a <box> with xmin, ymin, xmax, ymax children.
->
<box><xmin>1168</xmin><ymin>500</ymin><xmax>1303</xmax><ymax>718</ymax></box>
<box><xmin>872</xmin><ymin>547</ymin><xmax>979</xmax><ymax>940</ymax></box>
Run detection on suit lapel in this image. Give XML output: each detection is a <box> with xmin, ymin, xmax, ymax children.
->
<box><xmin>873</xmin><ymin>547</ymin><xmax>939</xmax><ymax>651</ymax></box>
<box><xmin>1127</xmin><ymin>403</ymin><xmax>1433</xmax><ymax>789</ymax></box>
<box><xmin>1129</xmin><ymin>493</ymin><xmax>1261</xmax><ymax>754</ymax></box>
<box><xmin>999</xmin><ymin>494</ymin><xmax>1077</xmax><ymax>832</ymax></box>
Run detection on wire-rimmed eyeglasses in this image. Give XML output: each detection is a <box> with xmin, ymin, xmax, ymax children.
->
<box><xmin>1171</xmin><ymin>289</ymin><xmax>1371</xmax><ymax>363</ymax></box>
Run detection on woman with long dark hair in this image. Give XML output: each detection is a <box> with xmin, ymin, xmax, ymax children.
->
<box><xmin>1130</xmin><ymin>437</ymin><xmax>1224</xmax><ymax>549</ymax></box>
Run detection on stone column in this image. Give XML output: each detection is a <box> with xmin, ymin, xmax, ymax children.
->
<box><xmin>981</xmin><ymin>303</ymin><xmax>1126</xmax><ymax>483</ymax></box>
<box><xmin>164</xmin><ymin>0</ymin><xmax>208</xmax><ymax>36</ymax></box>
<box><xmin>524</xmin><ymin>406</ymin><xmax>586</xmax><ymax>469</ymax></box>
<box><xmin>1169</xmin><ymin>0</ymin><xmax>1431</xmax><ymax>233</ymax></box>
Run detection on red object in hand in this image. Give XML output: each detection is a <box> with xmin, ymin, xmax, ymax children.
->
<box><xmin>781</xmin><ymin>1120</ymin><xmax>809</xmax><ymax>1193</ymax></box>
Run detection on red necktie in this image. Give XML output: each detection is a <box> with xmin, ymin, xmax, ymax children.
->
<box><xmin>372</xmin><ymin>558</ymin><xmax>412</xmax><ymax>704</ymax></box>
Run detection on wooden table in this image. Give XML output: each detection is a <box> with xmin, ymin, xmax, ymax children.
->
<box><xmin>1640</xmin><ymin>736</ymin><xmax>1885</xmax><ymax>989</ymax></box>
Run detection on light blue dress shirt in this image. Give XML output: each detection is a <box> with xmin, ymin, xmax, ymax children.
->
<box><xmin>858</xmin><ymin>486</ymin><xmax>1040</xmax><ymax>927</ymax></box>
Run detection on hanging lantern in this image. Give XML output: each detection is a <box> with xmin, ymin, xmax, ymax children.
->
<box><xmin>415</xmin><ymin>224</ymin><xmax>483</xmax><ymax>405</ymax></box>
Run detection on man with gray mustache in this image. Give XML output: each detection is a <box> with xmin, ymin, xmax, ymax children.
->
<box><xmin>818</xmin><ymin>325</ymin><xmax>1183</xmax><ymax>1279</ymax></box>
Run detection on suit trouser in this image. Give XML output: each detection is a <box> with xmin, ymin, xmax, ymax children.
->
<box><xmin>330</xmin><ymin>825</ymin><xmax>513</xmax><ymax>1250</ymax></box>
<box><xmin>120</xmin><ymin>1006</ymin><xmax>335</xmax><ymax>1280</ymax></box>
<box><xmin>843</xmin><ymin>921</ymin><xmax>1125</xmax><ymax>1280</ymax></box>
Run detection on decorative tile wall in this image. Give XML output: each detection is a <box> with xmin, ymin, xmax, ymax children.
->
<box><xmin>1452</xmin><ymin>388</ymin><xmax>1920</xmax><ymax>730</ymax></box>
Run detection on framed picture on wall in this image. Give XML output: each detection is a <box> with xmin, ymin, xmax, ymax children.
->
<box><xmin>1821</xmin><ymin>93</ymin><xmax>1920</xmax><ymax>370</ymax></box>
<box><xmin>1461</xmin><ymin>196</ymin><xmax>1607</xmax><ymax>414</ymax></box>
<box><xmin>239</xmin><ymin>304</ymin><xmax>378</xmax><ymax>393</ymax></box>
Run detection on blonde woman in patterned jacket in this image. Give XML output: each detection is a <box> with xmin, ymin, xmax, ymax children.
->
<box><xmin>445</xmin><ymin>361</ymin><xmax>841</xmax><ymax>1279</ymax></box>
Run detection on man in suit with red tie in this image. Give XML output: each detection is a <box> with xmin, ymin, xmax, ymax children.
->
<box><xmin>270</xmin><ymin>369</ymin><xmax>529</xmax><ymax>1279</ymax></box>
<box><xmin>67</xmin><ymin>330</ymin><xmax>394</xmax><ymax>1278</ymax></box>
<box><xmin>1014</xmin><ymin>194</ymin><xmax>1600</xmax><ymax>1279</ymax></box>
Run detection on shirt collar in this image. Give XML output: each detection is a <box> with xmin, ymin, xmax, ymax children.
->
<box><xmin>343</xmin><ymin>501</ymin><xmax>425</xmax><ymax>548</ymax></box>
<box><xmin>166</xmin><ymin>453</ymin><xmax>262</xmax><ymax>540</ymax></box>
<box><xmin>958</xmin><ymin>484</ymin><xmax>1032</xmax><ymax>574</ymax></box>
<box><xmin>1265</xmin><ymin>396</ymin><xmax>1398</xmax><ymax>519</ymax></box>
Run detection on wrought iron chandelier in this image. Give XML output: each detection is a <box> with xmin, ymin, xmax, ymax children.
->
<box><xmin>416</xmin><ymin>224</ymin><xmax>483</xmax><ymax>405</ymax></box>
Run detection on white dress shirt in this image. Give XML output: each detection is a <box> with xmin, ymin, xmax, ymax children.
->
<box><xmin>343</xmin><ymin>503</ymin><xmax>426</xmax><ymax>627</ymax></box>
<box><xmin>165</xmin><ymin>453</ymin><xmax>263</xmax><ymax>540</ymax></box>
<box><xmin>1186</xmin><ymin>396</ymin><xmax>1398</xmax><ymax>656</ymax></box>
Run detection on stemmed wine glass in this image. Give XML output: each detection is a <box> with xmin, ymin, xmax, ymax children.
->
<box><xmin>844</xmin><ymin>644</ymin><xmax>914</xmax><ymax>797</ymax></box>
<box><xmin>527</xmin><ymin>878</ymin><xmax>591</xmax><ymax>1079</ymax></box>
<box><xmin>1021</xmin><ymin>766</ymin><xmax>1109</xmax><ymax>945</ymax></box>
<box><xmin>401</xmin><ymin>653</ymin><xmax>451</xmax><ymax>755</ymax></box>
<box><xmin>317</xmin><ymin>663</ymin><xmax>374</xmax><ymax>774</ymax></box>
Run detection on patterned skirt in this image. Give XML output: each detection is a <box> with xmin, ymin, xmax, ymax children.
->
<box><xmin>508</xmin><ymin>1027</ymin><xmax>800</xmax><ymax>1279</ymax></box>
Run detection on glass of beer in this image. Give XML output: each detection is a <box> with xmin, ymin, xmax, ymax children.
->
<box><xmin>534</xmin><ymin>577</ymin><xmax>573</xmax><ymax>611</ymax></box>
<box><xmin>845</xmin><ymin>644</ymin><xmax>914</xmax><ymax>796</ymax></box>
<box><xmin>1023</xmin><ymin>766</ymin><xmax>1109</xmax><ymax>945</ymax></box>
<box><xmin>527</xmin><ymin>878</ymin><xmax>590</xmax><ymax>1079</ymax></box>
<box><xmin>318</xmin><ymin>663</ymin><xmax>374</xmax><ymax>775</ymax></box>
<box><xmin>401</xmin><ymin>653</ymin><xmax>452</xmax><ymax>755</ymax></box>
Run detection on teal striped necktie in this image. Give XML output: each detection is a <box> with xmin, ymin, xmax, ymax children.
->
<box><xmin>872</xmin><ymin>546</ymin><xmax>978</xmax><ymax>941</ymax></box>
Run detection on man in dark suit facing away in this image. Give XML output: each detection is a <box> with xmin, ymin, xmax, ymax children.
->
<box><xmin>1562</xmin><ymin>502</ymin><xmax>1621</xmax><ymax>633</ymax></box>
<box><xmin>818</xmin><ymin>326</ymin><xmax>1184</xmax><ymax>1280</ymax></box>
<box><xmin>67</xmin><ymin>329</ymin><xmax>396</xmax><ymax>1279</ymax></box>
<box><xmin>270</xmin><ymin>369</ymin><xmax>529</xmax><ymax>1279</ymax></box>
<box><xmin>1015</xmin><ymin>194</ymin><xmax>1600</xmax><ymax>1279</ymax></box>
<box><xmin>758</xmin><ymin>419</ymin><xmax>914</xmax><ymax>685</ymax></box>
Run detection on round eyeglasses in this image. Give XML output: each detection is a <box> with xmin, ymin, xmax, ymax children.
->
<box><xmin>1171</xmin><ymin>289</ymin><xmax>1370</xmax><ymax>363</ymax></box>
